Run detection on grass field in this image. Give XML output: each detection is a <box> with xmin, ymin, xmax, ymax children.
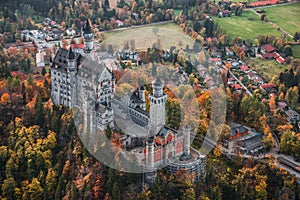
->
<box><xmin>212</xmin><ymin>10</ymin><xmax>282</xmax><ymax>41</ymax></box>
<box><xmin>101</xmin><ymin>22</ymin><xmax>193</xmax><ymax>51</ymax></box>
<box><xmin>246</xmin><ymin>58</ymin><xmax>288</xmax><ymax>81</ymax></box>
<box><xmin>291</xmin><ymin>45</ymin><xmax>300</xmax><ymax>58</ymax></box>
<box><xmin>254</xmin><ymin>3</ymin><xmax>300</xmax><ymax>36</ymax></box>
<box><xmin>102</xmin><ymin>22</ymin><xmax>183</xmax><ymax>40</ymax></box>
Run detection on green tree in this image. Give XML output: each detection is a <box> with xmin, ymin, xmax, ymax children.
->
<box><xmin>285</xmin><ymin>86</ymin><xmax>299</xmax><ymax>109</ymax></box>
<box><xmin>34</xmin><ymin>96</ymin><xmax>44</xmax><ymax>126</ymax></box>
<box><xmin>112</xmin><ymin>182</ymin><xmax>120</xmax><ymax>200</ymax></box>
<box><xmin>27</xmin><ymin>74</ymin><xmax>34</xmax><ymax>85</ymax></box>
<box><xmin>106</xmin><ymin>125</ymin><xmax>112</xmax><ymax>139</ymax></box>
<box><xmin>280</xmin><ymin>131</ymin><xmax>296</xmax><ymax>153</ymax></box>
<box><xmin>293</xmin><ymin>32</ymin><xmax>300</xmax><ymax>41</ymax></box>
<box><xmin>240</xmin><ymin>94</ymin><xmax>266</xmax><ymax>129</ymax></box>
<box><xmin>41</xmin><ymin>67</ymin><xmax>46</xmax><ymax>75</ymax></box>
<box><xmin>283</xmin><ymin>45</ymin><xmax>293</xmax><ymax>57</ymax></box>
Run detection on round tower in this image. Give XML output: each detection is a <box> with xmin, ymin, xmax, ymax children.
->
<box><xmin>146</xmin><ymin>137</ymin><xmax>155</xmax><ymax>168</ymax></box>
<box><xmin>83</xmin><ymin>19</ymin><xmax>94</xmax><ymax>53</ymax></box>
<box><xmin>152</xmin><ymin>78</ymin><xmax>164</xmax><ymax>97</ymax></box>
<box><xmin>139</xmin><ymin>85</ymin><xmax>146</xmax><ymax>110</ymax></box>
<box><xmin>183</xmin><ymin>125</ymin><xmax>191</xmax><ymax>156</ymax></box>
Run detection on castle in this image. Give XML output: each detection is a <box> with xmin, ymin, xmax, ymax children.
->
<box><xmin>50</xmin><ymin>19</ymin><xmax>206</xmax><ymax>182</ymax></box>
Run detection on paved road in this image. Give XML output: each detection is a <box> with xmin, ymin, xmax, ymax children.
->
<box><xmin>228</xmin><ymin>69</ymin><xmax>253</xmax><ymax>96</ymax></box>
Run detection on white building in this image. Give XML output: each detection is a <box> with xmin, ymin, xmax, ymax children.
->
<box><xmin>51</xmin><ymin>19</ymin><xmax>114</xmax><ymax>131</ymax></box>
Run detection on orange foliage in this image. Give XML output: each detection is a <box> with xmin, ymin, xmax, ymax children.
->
<box><xmin>0</xmin><ymin>92</ymin><xmax>11</xmax><ymax>105</ymax></box>
<box><xmin>198</xmin><ymin>91</ymin><xmax>210</xmax><ymax>107</ymax></box>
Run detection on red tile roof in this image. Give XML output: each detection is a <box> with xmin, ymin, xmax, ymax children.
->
<box><xmin>262</xmin><ymin>44</ymin><xmax>277</xmax><ymax>53</ymax></box>
<box><xmin>209</xmin><ymin>57</ymin><xmax>221</xmax><ymax>63</ymax></box>
<box><xmin>249</xmin><ymin>0</ymin><xmax>280</xmax><ymax>7</ymax></box>
<box><xmin>260</xmin><ymin>83</ymin><xmax>276</xmax><ymax>89</ymax></box>
<box><xmin>70</xmin><ymin>43</ymin><xmax>84</xmax><ymax>49</ymax></box>
<box><xmin>240</xmin><ymin>65</ymin><xmax>249</xmax><ymax>71</ymax></box>
<box><xmin>231</xmin><ymin>84</ymin><xmax>242</xmax><ymax>90</ymax></box>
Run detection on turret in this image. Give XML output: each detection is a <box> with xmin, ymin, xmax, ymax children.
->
<box><xmin>139</xmin><ymin>85</ymin><xmax>146</xmax><ymax>102</ymax></box>
<box><xmin>68</xmin><ymin>48</ymin><xmax>76</xmax><ymax>71</ymax></box>
<box><xmin>183</xmin><ymin>125</ymin><xmax>191</xmax><ymax>156</ymax></box>
<box><xmin>152</xmin><ymin>78</ymin><xmax>164</xmax><ymax>97</ymax></box>
<box><xmin>146</xmin><ymin>137</ymin><xmax>155</xmax><ymax>168</ymax></box>
<box><xmin>83</xmin><ymin>19</ymin><xmax>94</xmax><ymax>53</ymax></box>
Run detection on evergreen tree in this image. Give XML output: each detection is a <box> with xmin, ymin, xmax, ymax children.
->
<box><xmin>106</xmin><ymin>125</ymin><xmax>112</xmax><ymax>139</ymax></box>
<box><xmin>293</xmin><ymin>32</ymin><xmax>300</xmax><ymax>41</ymax></box>
<box><xmin>112</xmin><ymin>182</ymin><xmax>120</xmax><ymax>200</ymax></box>
<box><xmin>42</xmin><ymin>67</ymin><xmax>46</xmax><ymax>75</ymax></box>
<box><xmin>34</xmin><ymin>96</ymin><xmax>44</xmax><ymax>126</ymax></box>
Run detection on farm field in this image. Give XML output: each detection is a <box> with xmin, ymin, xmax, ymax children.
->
<box><xmin>246</xmin><ymin>58</ymin><xmax>288</xmax><ymax>81</ymax></box>
<box><xmin>212</xmin><ymin>10</ymin><xmax>282</xmax><ymax>41</ymax></box>
<box><xmin>254</xmin><ymin>3</ymin><xmax>300</xmax><ymax>36</ymax></box>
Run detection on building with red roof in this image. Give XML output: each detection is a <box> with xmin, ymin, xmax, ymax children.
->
<box><xmin>231</xmin><ymin>84</ymin><xmax>243</xmax><ymax>91</ymax></box>
<box><xmin>261</xmin><ymin>44</ymin><xmax>277</xmax><ymax>54</ymax></box>
<box><xmin>70</xmin><ymin>43</ymin><xmax>84</xmax><ymax>49</ymax></box>
<box><xmin>240</xmin><ymin>65</ymin><xmax>249</xmax><ymax>72</ymax></box>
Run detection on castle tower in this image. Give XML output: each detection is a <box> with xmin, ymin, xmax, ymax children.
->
<box><xmin>146</xmin><ymin>137</ymin><xmax>155</xmax><ymax>168</ymax></box>
<box><xmin>68</xmin><ymin>48</ymin><xmax>76</xmax><ymax>71</ymax></box>
<box><xmin>149</xmin><ymin>78</ymin><xmax>167</xmax><ymax>135</ymax></box>
<box><xmin>83</xmin><ymin>19</ymin><xmax>94</xmax><ymax>54</ymax></box>
<box><xmin>183</xmin><ymin>125</ymin><xmax>191</xmax><ymax>156</ymax></box>
<box><xmin>139</xmin><ymin>86</ymin><xmax>146</xmax><ymax>110</ymax></box>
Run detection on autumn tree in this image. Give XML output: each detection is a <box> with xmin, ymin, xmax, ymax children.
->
<box><xmin>1</xmin><ymin>92</ymin><xmax>11</xmax><ymax>105</ymax></box>
<box><xmin>2</xmin><ymin>177</ymin><xmax>16</xmax><ymax>200</ymax></box>
<box><xmin>285</xmin><ymin>86</ymin><xmax>299</xmax><ymax>109</ymax></box>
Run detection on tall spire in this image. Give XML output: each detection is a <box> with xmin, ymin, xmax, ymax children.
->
<box><xmin>82</xmin><ymin>19</ymin><xmax>94</xmax><ymax>53</ymax></box>
<box><xmin>84</xmin><ymin>19</ymin><xmax>92</xmax><ymax>34</ymax></box>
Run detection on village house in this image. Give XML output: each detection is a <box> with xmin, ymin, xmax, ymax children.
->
<box><xmin>237</xmin><ymin>132</ymin><xmax>264</xmax><ymax>155</ymax></box>
<box><xmin>285</xmin><ymin>109</ymin><xmax>300</xmax><ymax>123</ymax></box>
<box><xmin>259</xmin><ymin>83</ymin><xmax>277</xmax><ymax>93</ymax></box>
<box><xmin>260</xmin><ymin>44</ymin><xmax>286</xmax><ymax>63</ymax></box>
<box><xmin>229</xmin><ymin>125</ymin><xmax>249</xmax><ymax>140</ymax></box>
<box><xmin>247</xmin><ymin>71</ymin><xmax>264</xmax><ymax>85</ymax></box>
<box><xmin>240</xmin><ymin>65</ymin><xmax>250</xmax><ymax>73</ymax></box>
<box><xmin>209</xmin><ymin>57</ymin><xmax>222</xmax><ymax>65</ymax></box>
<box><xmin>277</xmin><ymin>101</ymin><xmax>289</xmax><ymax>111</ymax></box>
<box><xmin>231</xmin><ymin>83</ymin><xmax>243</xmax><ymax>92</ymax></box>
<box><xmin>226</xmin><ymin>47</ymin><xmax>234</xmax><ymax>57</ymax></box>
